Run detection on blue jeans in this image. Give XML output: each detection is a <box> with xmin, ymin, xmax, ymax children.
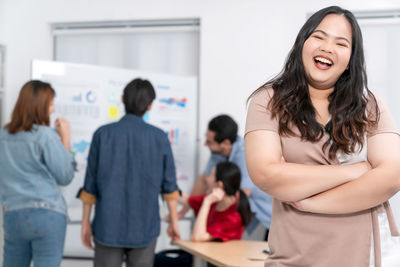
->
<box><xmin>2</xmin><ymin>208</ymin><xmax>67</xmax><ymax>267</ymax></box>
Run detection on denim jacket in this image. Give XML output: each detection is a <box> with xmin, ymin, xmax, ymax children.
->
<box><xmin>0</xmin><ymin>125</ymin><xmax>75</xmax><ymax>215</ymax></box>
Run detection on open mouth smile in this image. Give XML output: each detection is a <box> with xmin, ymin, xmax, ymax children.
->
<box><xmin>313</xmin><ymin>56</ymin><xmax>333</xmax><ymax>70</ymax></box>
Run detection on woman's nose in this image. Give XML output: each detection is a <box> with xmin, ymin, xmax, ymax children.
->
<box><xmin>319</xmin><ymin>40</ymin><xmax>334</xmax><ymax>54</ymax></box>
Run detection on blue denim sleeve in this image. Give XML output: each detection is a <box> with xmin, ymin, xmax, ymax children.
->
<box><xmin>42</xmin><ymin>131</ymin><xmax>75</xmax><ymax>186</ymax></box>
<box><xmin>83</xmin><ymin>130</ymin><xmax>99</xmax><ymax>196</ymax></box>
<box><xmin>161</xmin><ymin>135</ymin><xmax>179</xmax><ymax>194</ymax></box>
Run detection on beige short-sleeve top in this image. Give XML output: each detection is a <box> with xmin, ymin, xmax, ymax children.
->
<box><xmin>245</xmin><ymin>88</ymin><xmax>400</xmax><ymax>267</ymax></box>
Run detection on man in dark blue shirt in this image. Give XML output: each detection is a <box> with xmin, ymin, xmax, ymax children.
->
<box><xmin>78</xmin><ymin>78</ymin><xmax>180</xmax><ymax>267</ymax></box>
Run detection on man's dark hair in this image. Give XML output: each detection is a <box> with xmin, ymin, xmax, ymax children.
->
<box><xmin>123</xmin><ymin>78</ymin><xmax>156</xmax><ymax>116</ymax></box>
<box><xmin>208</xmin><ymin>115</ymin><xmax>238</xmax><ymax>144</ymax></box>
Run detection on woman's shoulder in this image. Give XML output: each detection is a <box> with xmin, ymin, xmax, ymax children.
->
<box><xmin>35</xmin><ymin>125</ymin><xmax>55</xmax><ymax>135</ymax></box>
<box><xmin>246</xmin><ymin>86</ymin><xmax>279</xmax><ymax>134</ymax></box>
<box><xmin>249</xmin><ymin>86</ymin><xmax>274</xmax><ymax>104</ymax></box>
<box><xmin>365</xmin><ymin>92</ymin><xmax>390</xmax><ymax>121</ymax></box>
<box><xmin>0</xmin><ymin>125</ymin><xmax>60</xmax><ymax>148</ymax></box>
<box><xmin>33</xmin><ymin>125</ymin><xmax>59</xmax><ymax>143</ymax></box>
<box><xmin>365</xmin><ymin>92</ymin><xmax>399</xmax><ymax>136</ymax></box>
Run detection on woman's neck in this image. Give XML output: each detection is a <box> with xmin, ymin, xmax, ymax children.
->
<box><xmin>215</xmin><ymin>195</ymin><xmax>236</xmax><ymax>211</ymax></box>
<box><xmin>308</xmin><ymin>85</ymin><xmax>333</xmax><ymax>126</ymax></box>
<box><xmin>308</xmin><ymin>85</ymin><xmax>334</xmax><ymax>100</ymax></box>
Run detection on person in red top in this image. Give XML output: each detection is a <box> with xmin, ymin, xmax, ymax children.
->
<box><xmin>188</xmin><ymin>194</ymin><xmax>243</xmax><ymax>242</ymax></box>
<box><xmin>154</xmin><ymin>162</ymin><xmax>253</xmax><ymax>266</ymax></box>
<box><xmin>187</xmin><ymin>161</ymin><xmax>253</xmax><ymax>242</ymax></box>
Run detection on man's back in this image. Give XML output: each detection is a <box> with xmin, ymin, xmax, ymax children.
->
<box><xmin>84</xmin><ymin>114</ymin><xmax>178</xmax><ymax>247</ymax></box>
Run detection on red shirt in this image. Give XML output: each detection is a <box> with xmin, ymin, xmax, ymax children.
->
<box><xmin>188</xmin><ymin>194</ymin><xmax>244</xmax><ymax>242</ymax></box>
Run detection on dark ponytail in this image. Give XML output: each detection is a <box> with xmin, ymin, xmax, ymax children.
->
<box><xmin>215</xmin><ymin>162</ymin><xmax>253</xmax><ymax>227</ymax></box>
<box><xmin>237</xmin><ymin>189</ymin><xmax>253</xmax><ymax>227</ymax></box>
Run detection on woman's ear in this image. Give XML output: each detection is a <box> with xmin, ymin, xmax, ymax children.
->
<box><xmin>217</xmin><ymin>181</ymin><xmax>224</xmax><ymax>189</ymax></box>
<box><xmin>235</xmin><ymin>191</ymin><xmax>240</xmax><ymax>200</ymax></box>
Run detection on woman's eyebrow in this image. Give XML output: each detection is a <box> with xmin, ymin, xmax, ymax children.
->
<box><xmin>313</xmin><ymin>29</ymin><xmax>351</xmax><ymax>45</ymax></box>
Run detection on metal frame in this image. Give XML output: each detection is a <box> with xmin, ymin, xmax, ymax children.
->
<box><xmin>52</xmin><ymin>18</ymin><xmax>200</xmax><ymax>31</ymax></box>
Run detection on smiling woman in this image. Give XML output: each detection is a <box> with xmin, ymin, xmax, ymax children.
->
<box><xmin>245</xmin><ymin>6</ymin><xmax>400</xmax><ymax>267</ymax></box>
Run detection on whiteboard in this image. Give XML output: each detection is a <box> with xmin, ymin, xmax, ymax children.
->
<box><xmin>32</xmin><ymin>59</ymin><xmax>197</xmax><ymax>256</ymax></box>
<box><xmin>359</xmin><ymin>19</ymin><xmax>400</xmax><ymax>229</ymax></box>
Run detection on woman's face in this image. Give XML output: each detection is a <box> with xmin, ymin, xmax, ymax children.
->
<box><xmin>302</xmin><ymin>14</ymin><xmax>352</xmax><ymax>90</ymax></box>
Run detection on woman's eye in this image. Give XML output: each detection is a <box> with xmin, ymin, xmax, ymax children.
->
<box><xmin>337</xmin><ymin>43</ymin><xmax>347</xmax><ymax>47</ymax></box>
<box><xmin>313</xmin><ymin>36</ymin><xmax>323</xmax><ymax>40</ymax></box>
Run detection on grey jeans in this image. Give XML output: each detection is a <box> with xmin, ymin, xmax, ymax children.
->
<box><xmin>94</xmin><ymin>240</ymin><xmax>157</xmax><ymax>267</ymax></box>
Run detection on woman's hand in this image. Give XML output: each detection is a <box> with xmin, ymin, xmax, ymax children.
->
<box><xmin>55</xmin><ymin>118</ymin><xmax>70</xmax><ymax>138</ymax></box>
<box><xmin>204</xmin><ymin>188</ymin><xmax>225</xmax><ymax>204</ymax></box>
<box><xmin>55</xmin><ymin>118</ymin><xmax>71</xmax><ymax>151</ymax></box>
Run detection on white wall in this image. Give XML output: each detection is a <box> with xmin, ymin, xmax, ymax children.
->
<box><xmin>0</xmin><ymin>1</ymin><xmax>5</xmax><ymax>43</ymax></box>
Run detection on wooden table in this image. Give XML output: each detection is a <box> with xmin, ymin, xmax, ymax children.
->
<box><xmin>174</xmin><ymin>239</ymin><xmax>268</xmax><ymax>267</ymax></box>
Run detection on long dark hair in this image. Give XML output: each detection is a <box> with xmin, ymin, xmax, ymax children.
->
<box><xmin>6</xmin><ymin>80</ymin><xmax>55</xmax><ymax>134</ymax></box>
<box><xmin>249</xmin><ymin>6</ymin><xmax>379</xmax><ymax>159</ymax></box>
<box><xmin>215</xmin><ymin>162</ymin><xmax>253</xmax><ymax>227</ymax></box>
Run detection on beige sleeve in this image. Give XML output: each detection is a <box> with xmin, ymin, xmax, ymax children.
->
<box><xmin>367</xmin><ymin>96</ymin><xmax>400</xmax><ymax>138</ymax></box>
<box><xmin>245</xmin><ymin>88</ymin><xmax>279</xmax><ymax>135</ymax></box>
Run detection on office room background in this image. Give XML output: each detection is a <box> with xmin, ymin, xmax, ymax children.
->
<box><xmin>1</xmin><ymin>0</ymin><xmax>400</xmax><ymax>265</ymax></box>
